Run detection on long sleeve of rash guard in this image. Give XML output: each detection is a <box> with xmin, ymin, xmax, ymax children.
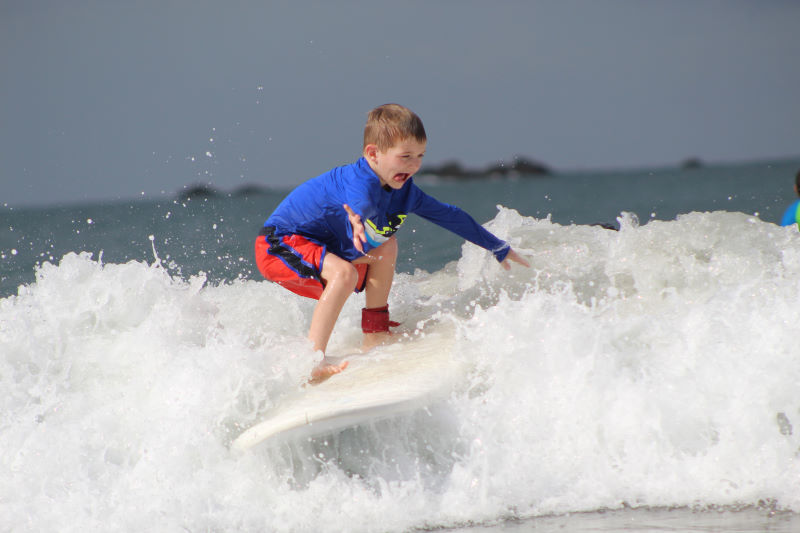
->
<box><xmin>410</xmin><ymin>190</ymin><xmax>510</xmax><ymax>262</ymax></box>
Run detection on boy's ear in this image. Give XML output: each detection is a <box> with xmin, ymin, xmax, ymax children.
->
<box><xmin>363</xmin><ymin>144</ymin><xmax>379</xmax><ymax>162</ymax></box>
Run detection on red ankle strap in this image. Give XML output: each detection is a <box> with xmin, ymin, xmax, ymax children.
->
<box><xmin>362</xmin><ymin>305</ymin><xmax>400</xmax><ymax>333</ymax></box>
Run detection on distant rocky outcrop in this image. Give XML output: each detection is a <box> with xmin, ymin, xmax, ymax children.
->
<box><xmin>232</xmin><ymin>184</ymin><xmax>272</xmax><ymax>197</ymax></box>
<box><xmin>420</xmin><ymin>156</ymin><xmax>551</xmax><ymax>179</ymax></box>
<box><xmin>179</xmin><ymin>184</ymin><xmax>220</xmax><ymax>200</ymax></box>
<box><xmin>177</xmin><ymin>183</ymin><xmax>276</xmax><ymax>201</ymax></box>
<box><xmin>681</xmin><ymin>157</ymin><xmax>704</xmax><ymax>170</ymax></box>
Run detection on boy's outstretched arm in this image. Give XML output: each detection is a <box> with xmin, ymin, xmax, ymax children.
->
<box><xmin>501</xmin><ymin>248</ymin><xmax>530</xmax><ymax>270</ymax></box>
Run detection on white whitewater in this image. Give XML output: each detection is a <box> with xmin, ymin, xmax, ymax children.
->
<box><xmin>2</xmin><ymin>208</ymin><xmax>799</xmax><ymax>531</ymax></box>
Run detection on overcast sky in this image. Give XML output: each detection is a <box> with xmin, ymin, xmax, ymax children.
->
<box><xmin>2</xmin><ymin>0</ymin><xmax>799</xmax><ymax>207</ymax></box>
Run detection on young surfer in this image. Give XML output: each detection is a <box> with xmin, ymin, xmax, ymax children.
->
<box><xmin>255</xmin><ymin>103</ymin><xmax>530</xmax><ymax>382</ymax></box>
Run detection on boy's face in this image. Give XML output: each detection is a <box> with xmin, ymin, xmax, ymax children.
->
<box><xmin>365</xmin><ymin>138</ymin><xmax>426</xmax><ymax>190</ymax></box>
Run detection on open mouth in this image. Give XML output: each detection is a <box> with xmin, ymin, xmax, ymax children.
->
<box><xmin>393</xmin><ymin>173</ymin><xmax>410</xmax><ymax>183</ymax></box>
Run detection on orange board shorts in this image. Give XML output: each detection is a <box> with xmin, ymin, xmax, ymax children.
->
<box><xmin>254</xmin><ymin>226</ymin><xmax>368</xmax><ymax>300</ymax></box>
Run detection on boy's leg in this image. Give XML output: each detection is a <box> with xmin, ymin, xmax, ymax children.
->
<box><xmin>255</xmin><ymin>230</ymin><xmax>358</xmax><ymax>382</ymax></box>
<box><xmin>355</xmin><ymin>236</ymin><xmax>397</xmax><ymax>307</ymax></box>
<box><xmin>353</xmin><ymin>236</ymin><xmax>398</xmax><ymax>350</ymax></box>
<box><xmin>310</xmin><ymin>253</ymin><xmax>359</xmax><ymax>353</ymax></box>
<box><xmin>307</xmin><ymin>253</ymin><xmax>359</xmax><ymax>382</ymax></box>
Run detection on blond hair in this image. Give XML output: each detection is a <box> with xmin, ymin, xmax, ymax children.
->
<box><xmin>363</xmin><ymin>104</ymin><xmax>427</xmax><ymax>151</ymax></box>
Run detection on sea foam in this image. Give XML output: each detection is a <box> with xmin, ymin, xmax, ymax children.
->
<box><xmin>1</xmin><ymin>208</ymin><xmax>799</xmax><ymax>532</ymax></box>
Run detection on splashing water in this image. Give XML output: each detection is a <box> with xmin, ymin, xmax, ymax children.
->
<box><xmin>2</xmin><ymin>208</ymin><xmax>800</xmax><ymax>532</ymax></box>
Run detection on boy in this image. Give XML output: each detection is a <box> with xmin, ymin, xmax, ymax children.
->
<box><xmin>255</xmin><ymin>104</ymin><xmax>530</xmax><ymax>382</ymax></box>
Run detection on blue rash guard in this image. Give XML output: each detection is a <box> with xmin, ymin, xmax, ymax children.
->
<box><xmin>263</xmin><ymin>157</ymin><xmax>510</xmax><ymax>263</ymax></box>
<box><xmin>781</xmin><ymin>199</ymin><xmax>800</xmax><ymax>228</ymax></box>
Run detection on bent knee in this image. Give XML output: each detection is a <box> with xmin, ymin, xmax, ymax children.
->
<box><xmin>341</xmin><ymin>263</ymin><xmax>359</xmax><ymax>287</ymax></box>
<box><xmin>322</xmin><ymin>258</ymin><xmax>359</xmax><ymax>289</ymax></box>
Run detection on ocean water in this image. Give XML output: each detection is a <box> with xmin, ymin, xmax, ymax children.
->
<box><xmin>2</xmin><ymin>158</ymin><xmax>800</xmax><ymax>532</ymax></box>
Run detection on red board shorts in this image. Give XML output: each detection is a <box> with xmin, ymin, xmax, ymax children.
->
<box><xmin>254</xmin><ymin>226</ymin><xmax>368</xmax><ymax>300</ymax></box>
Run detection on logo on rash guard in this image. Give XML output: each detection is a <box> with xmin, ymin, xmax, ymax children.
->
<box><xmin>364</xmin><ymin>213</ymin><xmax>407</xmax><ymax>247</ymax></box>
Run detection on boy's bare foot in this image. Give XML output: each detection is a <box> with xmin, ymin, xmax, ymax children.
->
<box><xmin>309</xmin><ymin>359</ymin><xmax>349</xmax><ymax>385</ymax></box>
<box><xmin>361</xmin><ymin>331</ymin><xmax>395</xmax><ymax>352</ymax></box>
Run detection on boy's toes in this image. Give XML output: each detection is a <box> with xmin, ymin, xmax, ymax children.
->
<box><xmin>309</xmin><ymin>360</ymin><xmax>349</xmax><ymax>385</ymax></box>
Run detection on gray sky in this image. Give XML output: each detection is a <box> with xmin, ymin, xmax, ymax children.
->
<box><xmin>2</xmin><ymin>0</ymin><xmax>799</xmax><ymax>207</ymax></box>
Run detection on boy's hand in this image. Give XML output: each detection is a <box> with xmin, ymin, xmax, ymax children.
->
<box><xmin>501</xmin><ymin>248</ymin><xmax>530</xmax><ymax>271</ymax></box>
<box><xmin>343</xmin><ymin>204</ymin><xmax>366</xmax><ymax>253</ymax></box>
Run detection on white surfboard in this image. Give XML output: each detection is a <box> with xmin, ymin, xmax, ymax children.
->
<box><xmin>231</xmin><ymin>326</ymin><xmax>459</xmax><ymax>451</ymax></box>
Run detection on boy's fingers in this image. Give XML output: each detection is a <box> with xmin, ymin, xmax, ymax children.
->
<box><xmin>503</xmin><ymin>249</ymin><xmax>530</xmax><ymax>268</ymax></box>
<box><xmin>343</xmin><ymin>204</ymin><xmax>366</xmax><ymax>252</ymax></box>
<box><xmin>352</xmin><ymin>226</ymin><xmax>366</xmax><ymax>252</ymax></box>
<box><xmin>513</xmin><ymin>252</ymin><xmax>531</xmax><ymax>267</ymax></box>
<box><xmin>343</xmin><ymin>204</ymin><xmax>359</xmax><ymax>221</ymax></box>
